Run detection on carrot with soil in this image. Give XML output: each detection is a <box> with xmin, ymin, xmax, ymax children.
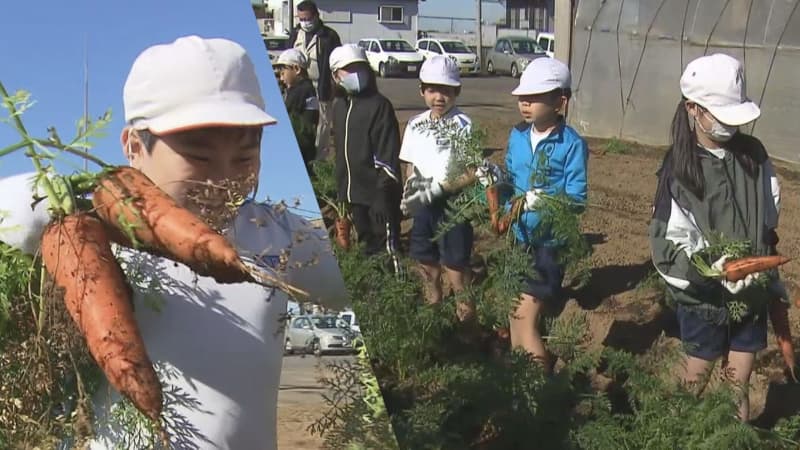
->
<box><xmin>91</xmin><ymin>166</ymin><xmax>308</xmax><ymax>298</ymax></box>
<box><xmin>334</xmin><ymin>216</ymin><xmax>352</xmax><ymax>250</ymax></box>
<box><xmin>768</xmin><ymin>299</ymin><xmax>798</xmax><ymax>382</ymax></box>
<box><xmin>40</xmin><ymin>213</ymin><xmax>163</xmax><ymax>421</ymax></box>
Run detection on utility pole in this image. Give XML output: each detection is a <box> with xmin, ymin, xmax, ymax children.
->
<box><xmin>476</xmin><ymin>0</ymin><xmax>483</xmax><ymax>72</ymax></box>
<box><xmin>554</xmin><ymin>0</ymin><xmax>572</xmax><ymax>65</ymax></box>
<box><xmin>288</xmin><ymin>0</ymin><xmax>294</xmax><ymax>31</ymax></box>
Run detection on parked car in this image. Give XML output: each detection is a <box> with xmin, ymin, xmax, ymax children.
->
<box><xmin>338</xmin><ymin>309</ymin><xmax>360</xmax><ymax>334</ymax></box>
<box><xmin>263</xmin><ymin>35</ymin><xmax>291</xmax><ymax>64</ymax></box>
<box><xmin>357</xmin><ymin>38</ymin><xmax>423</xmax><ymax>78</ymax></box>
<box><xmin>486</xmin><ymin>37</ymin><xmax>548</xmax><ymax>78</ymax></box>
<box><xmin>415</xmin><ymin>38</ymin><xmax>480</xmax><ymax>75</ymax></box>
<box><xmin>284</xmin><ymin>314</ymin><xmax>357</xmax><ymax>356</ymax></box>
<box><xmin>536</xmin><ymin>32</ymin><xmax>555</xmax><ymax>58</ymax></box>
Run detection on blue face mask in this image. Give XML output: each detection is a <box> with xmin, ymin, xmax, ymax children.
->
<box><xmin>338</xmin><ymin>71</ymin><xmax>368</xmax><ymax>94</ymax></box>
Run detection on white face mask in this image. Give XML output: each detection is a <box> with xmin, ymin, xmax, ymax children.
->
<box><xmin>299</xmin><ymin>19</ymin><xmax>316</xmax><ymax>32</ymax></box>
<box><xmin>338</xmin><ymin>71</ymin><xmax>367</xmax><ymax>94</ymax></box>
<box><xmin>696</xmin><ymin>110</ymin><xmax>737</xmax><ymax>142</ymax></box>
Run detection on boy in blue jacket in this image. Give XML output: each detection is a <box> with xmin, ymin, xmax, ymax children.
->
<box><xmin>493</xmin><ymin>57</ymin><xmax>588</xmax><ymax>370</ymax></box>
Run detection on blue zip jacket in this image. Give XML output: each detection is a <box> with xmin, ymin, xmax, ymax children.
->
<box><xmin>503</xmin><ymin>120</ymin><xmax>589</xmax><ymax>247</ymax></box>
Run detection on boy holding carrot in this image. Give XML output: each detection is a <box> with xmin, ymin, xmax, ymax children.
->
<box><xmin>0</xmin><ymin>35</ymin><xmax>347</xmax><ymax>449</ymax></box>
<box><xmin>275</xmin><ymin>48</ymin><xmax>319</xmax><ymax>179</ymax></box>
<box><xmin>496</xmin><ymin>58</ymin><xmax>588</xmax><ymax>370</ymax></box>
<box><xmin>649</xmin><ymin>53</ymin><xmax>788</xmax><ymax>421</ymax></box>
<box><xmin>399</xmin><ymin>55</ymin><xmax>478</xmax><ymax>323</ymax></box>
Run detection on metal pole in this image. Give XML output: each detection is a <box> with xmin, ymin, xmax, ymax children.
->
<box><xmin>288</xmin><ymin>0</ymin><xmax>294</xmax><ymax>30</ymax></box>
<box><xmin>476</xmin><ymin>0</ymin><xmax>483</xmax><ymax>72</ymax></box>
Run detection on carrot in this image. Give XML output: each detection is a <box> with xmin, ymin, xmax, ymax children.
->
<box><xmin>91</xmin><ymin>167</ymin><xmax>307</xmax><ymax>298</ymax></box>
<box><xmin>495</xmin><ymin>198</ymin><xmax>525</xmax><ymax>235</ymax></box>
<box><xmin>335</xmin><ymin>216</ymin><xmax>351</xmax><ymax>250</ymax></box>
<box><xmin>768</xmin><ymin>299</ymin><xmax>797</xmax><ymax>382</ymax></box>
<box><xmin>440</xmin><ymin>170</ymin><xmax>479</xmax><ymax>194</ymax></box>
<box><xmin>40</xmin><ymin>213</ymin><xmax>162</xmax><ymax>421</ymax></box>
<box><xmin>486</xmin><ymin>185</ymin><xmax>501</xmax><ymax>230</ymax></box>
<box><xmin>722</xmin><ymin>255</ymin><xmax>791</xmax><ymax>282</ymax></box>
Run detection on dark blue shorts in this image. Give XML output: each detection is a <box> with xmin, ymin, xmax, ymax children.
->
<box><xmin>676</xmin><ymin>304</ymin><xmax>768</xmax><ymax>361</ymax></box>
<box><xmin>409</xmin><ymin>199</ymin><xmax>473</xmax><ymax>269</ymax></box>
<box><xmin>521</xmin><ymin>246</ymin><xmax>565</xmax><ymax>303</ymax></box>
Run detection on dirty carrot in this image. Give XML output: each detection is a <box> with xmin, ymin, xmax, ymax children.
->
<box><xmin>485</xmin><ymin>185</ymin><xmax>501</xmax><ymax>230</ymax></box>
<box><xmin>440</xmin><ymin>170</ymin><xmax>479</xmax><ymax>194</ymax></box>
<box><xmin>91</xmin><ymin>167</ymin><xmax>307</xmax><ymax>298</ymax></box>
<box><xmin>768</xmin><ymin>299</ymin><xmax>797</xmax><ymax>382</ymax></box>
<box><xmin>40</xmin><ymin>213</ymin><xmax>162</xmax><ymax>421</ymax></box>
<box><xmin>335</xmin><ymin>217</ymin><xmax>351</xmax><ymax>250</ymax></box>
<box><xmin>495</xmin><ymin>197</ymin><xmax>525</xmax><ymax>235</ymax></box>
<box><xmin>722</xmin><ymin>255</ymin><xmax>791</xmax><ymax>282</ymax></box>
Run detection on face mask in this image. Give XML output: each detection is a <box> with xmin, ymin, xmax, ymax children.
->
<box><xmin>696</xmin><ymin>111</ymin><xmax>737</xmax><ymax>142</ymax></box>
<box><xmin>299</xmin><ymin>19</ymin><xmax>316</xmax><ymax>32</ymax></box>
<box><xmin>338</xmin><ymin>71</ymin><xmax>368</xmax><ymax>94</ymax></box>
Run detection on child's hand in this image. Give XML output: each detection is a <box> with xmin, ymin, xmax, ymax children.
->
<box><xmin>475</xmin><ymin>160</ymin><xmax>502</xmax><ymax>188</ymax></box>
<box><xmin>523</xmin><ymin>189</ymin><xmax>545</xmax><ymax>212</ymax></box>
<box><xmin>711</xmin><ymin>255</ymin><xmax>759</xmax><ymax>294</ymax></box>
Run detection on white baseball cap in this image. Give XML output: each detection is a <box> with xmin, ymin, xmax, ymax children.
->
<box><xmin>511</xmin><ymin>57</ymin><xmax>571</xmax><ymax>96</ymax></box>
<box><xmin>275</xmin><ymin>48</ymin><xmax>309</xmax><ymax>69</ymax></box>
<box><xmin>680</xmin><ymin>53</ymin><xmax>760</xmax><ymax>126</ymax></box>
<box><xmin>419</xmin><ymin>55</ymin><xmax>461</xmax><ymax>87</ymax></box>
<box><xmin>329</xmin><ymin>44</ymin><xmax>368</xmax><ymax>72</ymax></box>
<box><xmin>123</xmin><ymin>35</ymin><xmax>277</xmax><ymax>134</ymax></box>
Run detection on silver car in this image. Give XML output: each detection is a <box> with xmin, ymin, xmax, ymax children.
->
<box><xmin>486</xmin><ymin>37</ymin><xmax>547</xmax><ymax>78</ymax></box>
<box><xmin>284</xmin><ymin>315</ymin><xmax>357</xmax><ymax>356</ymax></box>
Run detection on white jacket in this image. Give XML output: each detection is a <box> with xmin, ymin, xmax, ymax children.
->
<box><xmin>0</xmin><ymin>172</ymin><xmax>348</xmax><ymax>450</ymax></box>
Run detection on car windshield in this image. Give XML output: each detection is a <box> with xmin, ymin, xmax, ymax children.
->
<box><xmin>312</xmin><ymin>316</ymin><xmax>339</xmax><ymax>329</ymax></box>
<box><xmin>264</xmin><ymin>38</ymin><xmax>289</xmax><ymax>51</ymax></box>
<box><xmin>380</xmin><ymin>40</ymin><xmax>415</xmax><ymax>52</ymax></box>
<box><xmin>511</xmin><ymin>40</ymin><xmax>545</xmax><ymax>54</ymax></box>
<box><xmin>441</xmin><ymin>41</ymin><xmax>472</xmax><ymax>53</ymax></box>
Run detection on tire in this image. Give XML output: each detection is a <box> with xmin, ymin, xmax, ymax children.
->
<box><xmin>284</xmin><ymin>339</ymin><xmax>293</xmax><ymax>355</ymax></box>
<box><xmin>379</xmin><ymin>63</ymin><xmax>387</xmax><ymax>78</ymax></box>
<box><xmin>312</xmin><ymin>340</ymin><xmax>322</xmax><ymax>358</ymax></box>
<box><xmin>511</xmin><ymin>63</ymin><xmax>519</xmax><ymax>78</ymax></box>
<box><xmin>486</xmin><ymin>61</ymin><xmax>495</xmax><ymax>75</ymax></box>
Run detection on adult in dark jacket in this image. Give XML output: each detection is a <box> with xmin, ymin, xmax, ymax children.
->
<box><xmin>328</xmin><ymin>44</ymin><xmax>402</xmax><ymax>274</ymax></box>
<box><xmin>288</xmin><ymin>0</ymin><xmax>341</xmax><ymax>159</ymax></box>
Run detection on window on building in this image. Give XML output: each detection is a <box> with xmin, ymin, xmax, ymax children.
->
<box><xmin>378</xmin><ymin>5</ymin><xmax>404</xmax><ymax>24</ymax></box>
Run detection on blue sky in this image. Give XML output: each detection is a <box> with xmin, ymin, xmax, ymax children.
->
<box><xmin>0</xmin><ymin>0</ymin><xmax>321</xmax><ymax>219</ymax></box>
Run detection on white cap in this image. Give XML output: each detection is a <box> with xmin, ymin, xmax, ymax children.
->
<box><xmin>680</xmin><ymin>53</ymin><xmax>760</xmax><ymax>126</ymax></box>
<box><xmin>511</xmin><ymin>57</ymin><xmax>571</xmax><ymax>96</ymax></box>
<box><xmin>329</xmin><ymin>44</ymin><xmax>368</xmax><ymax>72</ymax></box>
<box><xmin>275</xmin><ymin>48</ymin><xmax>309</xmax><ymax>69</ymax></box>
<box><xmin>419</xmin><ymin>55</ymin><xmax>461</xmax><ymax>87</ymax></box>
<box><xmin>123</xmin><ymin>35</ymin><xmax>276</xmax><ymax>134</ymax></box>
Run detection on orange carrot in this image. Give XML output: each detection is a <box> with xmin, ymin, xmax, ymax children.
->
<box><xmin>91</xmin><ymin>167</ymin><xmax>307</xmax><ymax>298</ymax></box>
<box><xmin>768</xmin><ymin>299</ymin><xmax>797</xmax><ymax>382</ymax></box>
<box><xmin>722</xmin><ymin>256</ymin><xmax>791</xmax><ymax>282</ymax></box>
<box><xmin>495</xmin><ymin>198</ymin><xmax>525</xmax><ymax>235</ymax></box>
<box><xmin>335</xmin><ymin>217</ymin><xmax>351</xmax><ymax>250</ymax></box>
<box><xmin>486</xmin><ymin>185</ymin><xmax>501</xmax><ymax>230</ymax></box>
<box><xmin>41</xmin><ymin>213</ymin><xmax>162</xmax><ymax>420</ymax></box>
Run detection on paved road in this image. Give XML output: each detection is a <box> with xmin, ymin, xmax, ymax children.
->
<box><xmin>279</xmin><ymin>354</ymin><xmax>355</xmax><ymax>406</ymax></box>
<box><xmin>376</xmin><ymin>75</ymin><xmax>520</xmax><ymax>122</ymax></box>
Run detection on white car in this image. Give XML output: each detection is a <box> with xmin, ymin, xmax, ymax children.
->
<box><xmin>536</xmin><ymin>32</ymin><xmax>555</xmax><ymax>58</ymax></box>
<box><xmin>357</xmin><ymin>38</ymin><xmax>423</xmax><ymax>78</ymax></box>
<box><xmin>284</xmin><ymin>315</ymin><xmax>357</xmax><ymax>356</ymax></box>
<box><xmin>415</xmin><ymin>38</ymin><xmax>480</xmax><ymax>75</ymax></box>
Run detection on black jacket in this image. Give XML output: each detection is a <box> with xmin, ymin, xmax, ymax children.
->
<box><xmin>284</xmin><ymin>78</ymin><xmax>319</xmax><ymax>162</ymax></box>
<box><xmin>287</xmin><ymin>22</ymin><xmax>342</xmax><ymax>102</ymax></box>
<box><xmin>332</xmin><ymin>87</ymin><xmax>402</xmax><ymax>206</ymax></box>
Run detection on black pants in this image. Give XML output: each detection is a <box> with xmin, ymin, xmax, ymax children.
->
<box><xmin>350</xmin><ymin>202</ymin><xmax>402</xmax><ymax>274</ymax></box>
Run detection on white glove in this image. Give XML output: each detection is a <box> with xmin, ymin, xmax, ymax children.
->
<box><xmin>523</xmin><ymin>189</ymin><xmax>545</xmax><ymax>212</ymax></box>
<box><xmin>476</xmin><ymin>161</ymin><xmax>502</xmax><ymax>188</ymax></box>
<box><xmin>0</xmin><ymin>172</ymin><xmax>53</xmax><ymax>255</ymax></box>
<box><xmin>400</xmin><ymin>178</ymin><xmax>443</xmax><ymax>216</ymax></box>
<box><xmin>403</xmin><ymin>172</ymin><xmax>427</xmax><ymax>200</ymax></box>
<box><xmin>711</xmin><ymin>255</ymin><xmax>759</xmax><ymax>294</ymax></box>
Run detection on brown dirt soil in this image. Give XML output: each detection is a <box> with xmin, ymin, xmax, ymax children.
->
<box><xmin>397</xmin><ymin>111</ymin><xmax>800</xmax><ymax>427</ymax></box>
<box><xmin>277</xmin><ymin>404</ymin><xmax>326</xmax><ymax>449</ymax></box>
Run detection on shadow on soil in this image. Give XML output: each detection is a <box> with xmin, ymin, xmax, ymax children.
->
<box><xmin>753</xmin><ymin>380</ymin><xmax>800</xmax><ymax>428</ymax></box>
<box><xmin>570</xmin><ymin>260</ymin><xmax>655</xmax><ymax>310</ymax></box>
